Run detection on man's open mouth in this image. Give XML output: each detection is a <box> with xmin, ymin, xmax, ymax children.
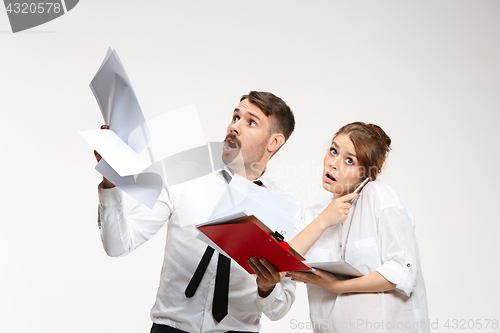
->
<box><xmin>223</xmin><ymin>136</ymin><xmax>240</xmax><ymax>153</ymax></box>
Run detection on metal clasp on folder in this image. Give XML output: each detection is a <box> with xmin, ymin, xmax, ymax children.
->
<box><xmin>271</xmin><ymin>231</ymin><xmax>290</xmax><ymax>251</ymax></box>
<box><xmin>271</xmin><ymin>231</ymin><xmax>284</xmax><ymax>242</ymax></box>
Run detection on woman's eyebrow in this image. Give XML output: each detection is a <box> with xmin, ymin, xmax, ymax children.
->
<box><xmin>332</xmin><ymin>141</ymin><xmax>357</xmax><ymax>158</ymax></box>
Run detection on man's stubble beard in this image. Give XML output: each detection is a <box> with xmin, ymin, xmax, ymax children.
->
<box><xmin>223</xmin><ymin>136</ymin><xmax>269</xmax><ymax>178</ymax></box>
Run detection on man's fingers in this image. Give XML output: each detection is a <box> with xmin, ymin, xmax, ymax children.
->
<box><xmin>258</xmin><ymin>257</ymin><xmax>279</xmax><ymax>275</ymax></box>
<box><xmin>94</xmin><ymin>125</ymin><xmax>108</xmax><ymax>161</ymax></box>
<box><xmin>247</xmin><ymin>258</ymin><xmax>261</xmax><ymax>275</ymax></box>
<box><xmin>248</xmin><ymin>257</ymin><xmax>269</xmax><ymax>278</ymax></box>
<box><xmin>249</xmin><ymin>257</ymin><xmax>280</xmax><ymax>282</ymax></box>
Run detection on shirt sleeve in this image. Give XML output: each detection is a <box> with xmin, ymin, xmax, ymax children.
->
<box><xmin>375</xmin><ymin>206</ymin><xmax>419</xmax><ymax>297</ymax></box>
<box><xmin>97</xmin><ymin>183</ymin><xmax>174</xmax><ymax>257</ymax></box>
<box><xmin>256</xmin><ymin>277</ymin><xmax>296</xmax><ymax>321</ymax></box>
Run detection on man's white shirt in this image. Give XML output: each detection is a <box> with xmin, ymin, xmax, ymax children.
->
<box><xmin>98</xmin><ymin>169</ymin><xmax>298</xmax><ymax>332</ymax></box>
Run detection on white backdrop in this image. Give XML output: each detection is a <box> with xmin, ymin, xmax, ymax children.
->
<box><xmin>1</xmin><ymin>1</ymin><xmax>499</xmax><ymax>332</ymax></box>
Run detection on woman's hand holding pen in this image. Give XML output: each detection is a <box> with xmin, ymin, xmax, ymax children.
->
<box><xmin>318</xmin><ymin>192</ymin><xmax>359</xmax><ymax>228</ymax></box>
<box><xmin>289</xmin><ymin>192</ymin><xmax>359</xmax><ymax>256</ymax></box>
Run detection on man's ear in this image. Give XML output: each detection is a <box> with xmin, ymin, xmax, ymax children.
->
<box><xmin>267</xmin><ymin>133</ymin><xmax>286</xmax><ymax>154</ymax></box>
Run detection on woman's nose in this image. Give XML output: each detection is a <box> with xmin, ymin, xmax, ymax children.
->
<box><xmin>329</xmin><ymin>157</ymin><xmax>339</xmax><ymax>169</ymax></box>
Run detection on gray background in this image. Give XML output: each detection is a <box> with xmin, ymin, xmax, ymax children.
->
<box><xmin>1</xmin><ymin>1</ymin><xmax>499</xmax><ymax>332</ymax></box>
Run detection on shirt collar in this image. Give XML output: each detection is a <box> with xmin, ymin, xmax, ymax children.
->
<box><xmin>218</xmin><ymin>166</ymin><xmax>269</xmax><ymax>188</ymax></box>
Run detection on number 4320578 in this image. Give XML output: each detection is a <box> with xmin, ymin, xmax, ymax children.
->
<box><xmin>444</xmin><ymin>319</ymin><xmax>498</xmax><ymax>330</ymax></box>
<box><xmin>6</xmin><ymin>3</ymin><xmax>62</xmax><ymax>14</ymax></box>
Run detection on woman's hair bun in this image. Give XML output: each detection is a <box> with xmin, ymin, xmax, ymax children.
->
<box><xmin>368</xmin><ymin>123</ymin><xmax>391</xmax><ymax>148</ymax></box>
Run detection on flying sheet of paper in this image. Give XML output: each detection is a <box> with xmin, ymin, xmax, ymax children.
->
<box><xmin>89</xmin><ymin>48</ymin><xmax>150</xmax><ymax>153</ymax></box>
<box><xmin>82</xmin><ymin>104</ymin><xmax>211</xmax><ymax>207</ymax></box>
<box><xmin>206</xmin><ymin>175</ymin><xmax>300</xmax><ymax>240</ymax></box>
<box><xmin>83</xmin><ymin>49</ymin><xmax>215</xmax><ymax>208</ymax></box>
<box><xmin>95</xmin><ymin>159</ymin><xmax>163</xmax><ymax>209</ymax></box>
<box><xmin>89</xmin><ymin>48</ymin><xmax>132</xmax><ymax>125</ymax></box>
<box><xmin>80</xmin><ymin>129</ymin><xmax>150</xmax><ymax>177</ymax></box>
<box><xmin>143</xmin><ymin>105</ymin><xmax>207</xmax><ymax>162</ymax></box>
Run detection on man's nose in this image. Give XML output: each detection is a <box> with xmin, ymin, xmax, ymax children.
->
<box><xmin>228</xmin><ymin>120</ymin><xmax>240</xmax><ymax>135</ymax></box>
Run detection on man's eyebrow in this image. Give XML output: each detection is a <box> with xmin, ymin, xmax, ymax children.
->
<box><xmin>331</xmin><ymin>141</ymin><xmax>357</xmax><ymax>158</ymax></box>
<box><xmin>247</xmin><ymin>112</ymin><xmax>261</xmax><ymax>121</ymax></box>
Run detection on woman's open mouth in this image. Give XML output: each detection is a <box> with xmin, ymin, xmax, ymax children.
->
<box><xmin>325</xmin><ymin>172</ymin><xmax>336</xmax><ymax>183</ymax></box>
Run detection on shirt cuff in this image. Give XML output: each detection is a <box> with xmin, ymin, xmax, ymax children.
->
<box><xmin>258</xmin><ymin>282</ymin><xmax>283</xmax><ymax>316</ymax></box>
<box><xmin>98</xmin><ymin>184</ymin><xmax>123</xmax><ymax>206</ymax></box>
<box><xmin>376</xmin><ymin>259</ymin><xmax>414</xmax><ymax>297</ymax></box>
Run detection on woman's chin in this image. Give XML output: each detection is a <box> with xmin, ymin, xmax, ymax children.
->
<box><xmin>322</xmin><ymin>182</ymin><xmax>343</xmax><ymax>195</ymax></box>
<box><xmin>322</xmin><ymin>181</ymin><xmax>349</xmax><ymax>198</ymax></box>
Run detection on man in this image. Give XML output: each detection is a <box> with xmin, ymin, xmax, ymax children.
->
<box><xmin>96</xmin><ymin>91</ymin><xmax>298</xmax><ymax>332</ymax></box>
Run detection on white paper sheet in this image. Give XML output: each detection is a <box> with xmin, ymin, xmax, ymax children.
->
<box><xmin>207</xmin><ymin>175</ymin><xmax>300</xmax><ymax>240</ymax></box>
<box><xmin>143</xmin><ymin>105</ymin><xmax>206</xmax><ymax>162</ymax></box>
<box><xmin>95</xmin><ymin>159</ymin><xmax>163</xmax><ymax>209</ymax></box>
<box><xmin>89</xmin><ymin>48</ymin><xmax>150</xmax><ymax>154</ymax></box>
<box><xmin>80</xmin><ymin>129</ymin><xmax>150</xmax><ymax>177</ymax></box>
<box><xmin>89</xmin><ymin>48</ymin><xmax>133</xmax><ymax>124</ymax></box>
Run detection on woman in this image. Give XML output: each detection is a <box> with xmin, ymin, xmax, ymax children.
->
<box><xmin>289</xmin><ymin>122</ymin><xmax>429</xmax><ymax>333</ymax></box>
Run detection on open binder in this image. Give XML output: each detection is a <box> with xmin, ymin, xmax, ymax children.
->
<box><xmin>197</xmin><ymin>214</ymin><xmax>309</xmax><ymax>274</ymax></box>
<box><xmin>197</xmin><ymin>213</ymin><xmax>364</xmax><ymax>278</ymax></box>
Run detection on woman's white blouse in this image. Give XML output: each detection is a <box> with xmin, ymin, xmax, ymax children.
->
<box><xmin>295</xmin><ymin>181</ymin><xmax>430</xmax><ymax>333</ymax></box>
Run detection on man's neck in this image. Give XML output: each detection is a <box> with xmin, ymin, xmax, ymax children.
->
<box><xmin>226</xmin><ymin>165</ymin><xmax>265</xmax><ymax>181</ymax></box>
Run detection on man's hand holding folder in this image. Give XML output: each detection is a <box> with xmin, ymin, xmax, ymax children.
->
<box><xmin>248</xmin><ymin>256</ymin><xmax>286</xmax><ymax>297</ymax></box>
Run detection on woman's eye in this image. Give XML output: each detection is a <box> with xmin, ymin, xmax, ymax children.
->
<box><xmin>330</xmin><ymin>148</ymin><xmax>337</xmax><ymax>156</ymax></box>
<box><xmin>346</xmin><ymin>158</ymin><xmax>354</xmax><ymax>165</ymax></box>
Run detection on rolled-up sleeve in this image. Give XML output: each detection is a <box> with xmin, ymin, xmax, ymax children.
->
<box><xmin>98</xmin><ymin>184</ymin><xmax>173</xmax><ymax>257</ymax></box>
<box><xmin>375</xmin><ymin>206</ymin><xmax>418</xmax><ymax>297</ymax></box>
<box><xmin>257</xmin><ymin>277</ymin><xmax>296</xmax><ymax>321</ymax></box>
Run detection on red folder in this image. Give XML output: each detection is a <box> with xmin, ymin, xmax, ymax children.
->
<box><xmin>197</xmin><ymin>215</ymin><xmax>309</xmax><ymax>274</ymax></box>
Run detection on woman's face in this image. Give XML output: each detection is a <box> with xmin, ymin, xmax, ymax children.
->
<box><xmin>323</xmin><ymin>133</ymin><xmax>365</xmax><ymax>197</ymax></box>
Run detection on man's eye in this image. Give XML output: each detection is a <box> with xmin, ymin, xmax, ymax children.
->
<box><xmin>249</xmin><ymin>120</ymin><xmax>256</xmax><ymax>127</ymax></box>
<box><xmin>330</xmin><ymin>148</ymin><xmax>337</xmax><ymax>156</ymax></box>
<box><xmin>233</xmin><ymin>116</ymin><xmax>240</xmax><ymax>122</ymax></box>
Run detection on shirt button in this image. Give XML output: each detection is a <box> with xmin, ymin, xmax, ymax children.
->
<box><xmin>407</xmin><ymin>263</ymin><xmax>411</xmax><ymax>268</ymax></box>
<box><xmin>207</xmin><ymin>307</ymin><xmax>212</xmax><ymax>311</ymax></box>
<box><xmin>265</xmin><ymin>308</ymin><xmax>269</xmax><ymax>311</ymax></box>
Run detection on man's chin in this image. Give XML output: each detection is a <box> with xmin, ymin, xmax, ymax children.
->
<box><xmin>222</xmin><ymin>151</ymin><xmax>244</xmax><ymax>170</ymax></box>
<box><xmin>222</xmin><ymin>149</ymin><xmax>240</xmax><ymax>164</ymax></box>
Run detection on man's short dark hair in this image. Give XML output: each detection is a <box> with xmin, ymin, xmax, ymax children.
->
<box><xmin>240</xmin><ymin>91</ymin><xmax>295</xmax><ymax>142</ymax></box>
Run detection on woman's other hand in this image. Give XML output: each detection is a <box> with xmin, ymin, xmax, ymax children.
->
<box><xmin>288</xmin><ymin>269</ymin><xmax>344</xmax><ymax>294</ymax></box>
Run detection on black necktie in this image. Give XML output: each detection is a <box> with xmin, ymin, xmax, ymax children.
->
<box><xmin>212</xmin><ymin>253</ymin><xmax>231</xmax><ymax>322</ymax></box>
<box><xmin>185</xmin><ymin>246</ymin><xmax>214</xmax><ymax>298</ymax></box>
<box><xmin>185</xmin><ymin>247</ymin><xmax>231</xmax><ymax>323</ymax></box>
<box><xmin>184</xmin><ymin>174</ymin><xmax>264</xmax><ymax>322</ymax></box>
<box><xmin>253</xmin><ymin>180</ymin><xmax>263</xmax><ymax>187</ymax></box>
